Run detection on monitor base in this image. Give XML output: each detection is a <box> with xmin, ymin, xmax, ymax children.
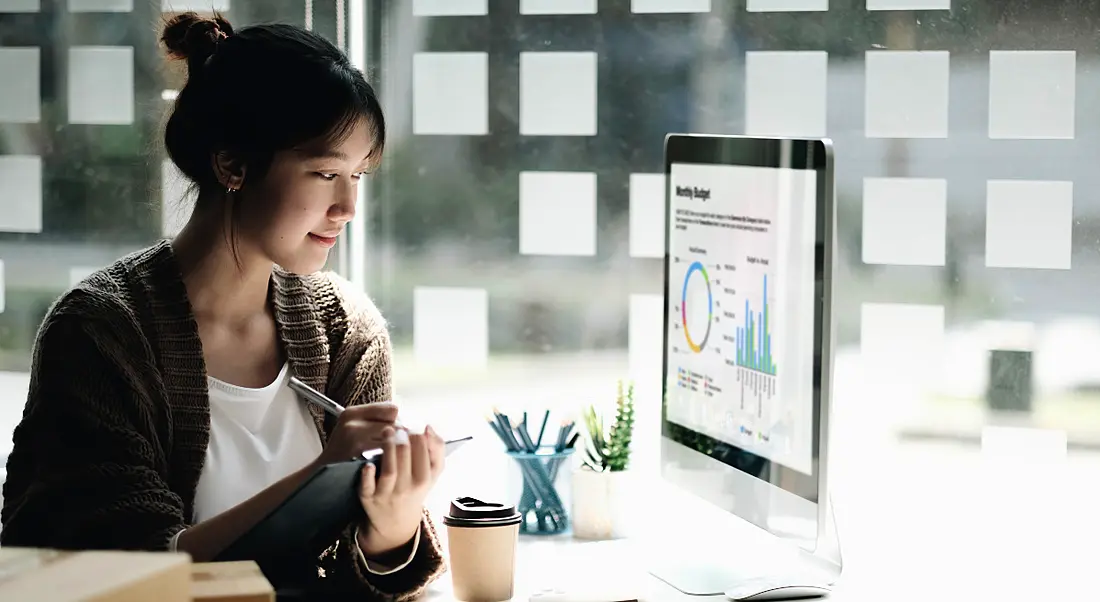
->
<box><xmin>647</xmin><ymin>556</ymin><xmax>829</xmax><ymax>599</ymax></box>
<box><xmin>645</xmin><ymin>494</ymin><xmax>842</xmax><ymax>600</ymax></box>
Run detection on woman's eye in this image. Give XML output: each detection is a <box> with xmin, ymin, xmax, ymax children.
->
<box><xmin>351</xmin><ymin>171</ymin><xmax>367</xmax><ymax>180</ymax></box>
<box><xmin>316</xmin><ymin>172</ymin><xmax>338</xmax><ymax>181</ymax></box>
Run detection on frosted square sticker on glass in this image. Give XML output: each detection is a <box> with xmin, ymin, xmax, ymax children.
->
<box><xmin>631</xmin><ymin>0</ymin><xmax>710</xmax><ymax>12</ymax></box>
<box><xmin>413</xmin><ymin>52</ymin><xmax>488</xmax><ymax>135</ymax></box>
<box><xmin>519</xmin><ymin>171</ymin><xmax>597</xmax><ymax>256</ymax></box>
<box><xmin>861</xmin><ymin>303</ymin><xmax>944</xmax><ymax>373</ymax></box>
<box><xmin>630</xmin><ymin>173</ymin><xmax>666</xmax><ymax>258</ymax></box>
<box><xmin>865</xmin><ymin>51</ymin><xmax>949</xmax><ymax>138</ymax></box>
<box><xmin>0</xmin><ymin>48</ymin><xmax>40</xmax><ymax>123</ymax></box>
<box><xmin>521</xmin><ymin>0</ymin><xmax>596</xmax><ymax>13</ymax></box>
<box><xmin>413</xmin><ymin>0</ymin><xmax>486</xmax><ymax>16</ymax></box>
<box><xmin>68</xmin><ymin>46</ymin><xmax>134</xmax><ymax>125</ymax></box>
<box><xmin>867</xmin><ymin>0</ymin><xmax>949</xmax><ymax>9</ymax></box>
<box><xmin>748</xmin><ymin>0</ymin><xmax>827</xmax><ymax>11</ymax></box>
<box><xmin>989</xmin><ymin>51</ymin><xmax>1076</xmax><ymax>139</ymax></box>
<box><xmin>520</xmin><ymin>52</ymin><xmax>597</xmax><ymax>136</ymax></box>
<box><xmin>982</xmin><ymin>426</ymin><xmax>1067</xmax><ymax>463</ymax></box>
<box><xmin>745</xmin><ymin>51</ymin><xmax>828</xmax><ymax>138</ymax></box>
<box><xmin>986</xmin><ymin>180</ymin><xmax>1072</xmax><ymax>270</ymax></box>
<box><xmin>414</xmin><ymin>287</ymin><xmax>488</xmax><ymax>369</ymax></box>
<box><xmin>862</xmin><ymin>177</ymin><xmax>946</xmax><ymax>266</ymax></box>
<box><xmin>161</xmin><ymin>0</ymin><xmax>229</xmax><ymax>11</ymax></box>
<box><xmin>69</xmin><ymin>0</ymin><xmax>132</xmax><ymax>11</ymax></box>
<box><xmin>0</xmin><ymin>156</ymin><xmax>42</xmax><ymax>233</ymax></box>
<box><xmin>0</xmin><ymin>0</ymin><xmax>39</xmax><ymax>11</ymax></box>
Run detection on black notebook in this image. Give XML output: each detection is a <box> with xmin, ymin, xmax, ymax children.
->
<box><xmin>214</xmin><ymin>436</ymin><xmax>474</xmax><ymax>567</ymax></box>
<box><xmin>215</xmin><ymin>458</ymin><xmax>368</xmax><ymax>565</ymax></box>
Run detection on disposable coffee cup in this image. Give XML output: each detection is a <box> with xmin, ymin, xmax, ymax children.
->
<box><xmin>443</xmin><ymin>497</ymin><xmax>522</xmax><ymax>602</ymax></box>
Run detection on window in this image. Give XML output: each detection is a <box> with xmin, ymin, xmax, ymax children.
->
<box><xmin>1</xmin><ymin>1</ymin><xmax>1094</xmax><ymax>592</ymax></box>
<box><xmin>365</xmin><ymin>0</ymin><xmax>1095</xmax><ymax>594</ymax></box>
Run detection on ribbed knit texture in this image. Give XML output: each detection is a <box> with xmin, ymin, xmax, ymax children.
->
<box><xmin>0</xmin><ymin>240</ymin><xmax>445</xmax><ymax>601</ymax></box>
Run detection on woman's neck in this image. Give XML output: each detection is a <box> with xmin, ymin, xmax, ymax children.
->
<box><xmin>171</xmin><ymin>206</ymin><xmax>274</xmax><ymax>324</ymax></box>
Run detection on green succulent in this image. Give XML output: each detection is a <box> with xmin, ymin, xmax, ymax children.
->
<box><xmin>581</xmin><ymin>380</ymin><xmax>635</xmax><ymax>472</ymax></box>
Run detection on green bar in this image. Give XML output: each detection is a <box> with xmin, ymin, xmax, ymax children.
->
<box><xmin>750</xmin><ymin>315</ymin><xmax>755</xmax><ymax>370</ymax></box>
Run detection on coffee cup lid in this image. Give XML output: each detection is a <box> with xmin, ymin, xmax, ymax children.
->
<box><xmin>443</xmin><ymin>497</ymin><xmax>522</xmax><ymax>528</ymax></box>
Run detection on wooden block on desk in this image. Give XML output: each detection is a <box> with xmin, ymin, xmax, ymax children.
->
<box><xmin>191</xmin><ymin>561</ymin><xmax>275</xmax><ymax>602</ymax></box>
<box><xmin>0</xmin><ymin>547</ymin><xmax>191</xmax><ymax>601</ymax></box>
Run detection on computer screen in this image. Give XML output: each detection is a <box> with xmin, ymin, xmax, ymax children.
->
<box><xmin>661</xmin><ymin>136</ymin><xmax>831</xmax><ymax>507</ymax></box>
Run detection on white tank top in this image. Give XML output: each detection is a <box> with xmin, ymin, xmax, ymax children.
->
<box><xmin>193</xmin><ymin>362</ymin><xmax>323</xmax><ymax>523</ymax></box>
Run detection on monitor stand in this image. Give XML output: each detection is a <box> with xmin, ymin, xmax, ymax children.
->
<box><xmin>648</xmin><ymin>557</ymin><xmax>761</xmax><ymax>596</ymax></box>
<box><xmin>647</xmin><ymin>557</ymin><xmax>832</xmax><ymax>600</ymax></box>
<box><xmin>644</xmin><ymin>497</ymin><xmax>842</xmax><ymax>600</ymax></box>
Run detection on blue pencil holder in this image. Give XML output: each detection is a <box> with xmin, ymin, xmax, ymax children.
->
<box><xmin>505</xmin><ymin>447</ymin><xmax>575</xmax><ymax>536</ymax></box>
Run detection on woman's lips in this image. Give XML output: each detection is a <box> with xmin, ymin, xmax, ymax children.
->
<box><xmin>309</xmin><ymin>233</ymin><xmax>338</xmax><ymax>248</ymax></box>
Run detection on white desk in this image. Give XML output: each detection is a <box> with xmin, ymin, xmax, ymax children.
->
<box><xmin>423</xmin><ymin>531</ymin><xmax>1091</xmax><ymax>602</ymax></box>
<box><xmin>425</xmin><ymin>535</ymin><xmax>861</xmax><ymax>602</ymax></box>
<box><xmin>424</xmin><ymin>536</ymin><xmax>713</xmax><ymax>602</ymax></box>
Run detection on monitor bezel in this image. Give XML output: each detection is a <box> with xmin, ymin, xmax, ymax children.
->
<box><xmin>660</xmin><ymin>134</ymin><xmax>835</xmax><ymax>528</ymax></box>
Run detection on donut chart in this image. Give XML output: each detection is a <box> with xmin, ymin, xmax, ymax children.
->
<box><xmin>681</xmin><ymin>261</ymin><xmax>712</xmax><ymax>353</ymax></box>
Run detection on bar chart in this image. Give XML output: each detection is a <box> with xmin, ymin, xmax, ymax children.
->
<box><xmin>735</xmin><ymin>273</ymin><xmax>777</xmax><ymax>376</ymax></box>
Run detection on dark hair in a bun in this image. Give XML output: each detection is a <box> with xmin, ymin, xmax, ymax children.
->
<box><xmin>159</xmin><ymin>12</ymin><xmax>385</xmax><ymax>212</ymax></box>
<box><xmin>161</xmin><ymin>12</ymin><xmax>234</xmax><ymax>73</ymax></box>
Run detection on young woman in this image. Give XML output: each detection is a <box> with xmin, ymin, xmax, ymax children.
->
<box><xmin>0</xmin><ymin>13</ymin><xmax>445</xmax><ymax>600</ymax></box>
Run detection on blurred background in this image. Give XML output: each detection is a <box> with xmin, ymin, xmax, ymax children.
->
<box><xmin>2</xmin><ymin>0</ymin><xmax>1098</xmax><ymax>596</ymax></box>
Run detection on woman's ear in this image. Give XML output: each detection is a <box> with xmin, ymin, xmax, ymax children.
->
<box><xmin>211</xmin><ymin>151</ymin><xmax>247</xmax><ymax>192</ymax></box>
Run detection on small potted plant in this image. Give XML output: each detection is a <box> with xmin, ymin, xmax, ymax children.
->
<box><xmin>571</xmin><ymin>380</ymin><xmax>636</xmax><ymax>540</ymax></box>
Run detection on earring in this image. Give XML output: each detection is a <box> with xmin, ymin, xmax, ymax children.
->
<box><xmin>226</xmin><ymin>184</ymin><xmax>235</xmax><ymax>194</ymax></box>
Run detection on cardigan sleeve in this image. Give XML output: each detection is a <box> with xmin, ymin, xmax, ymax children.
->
<box><xmin>313</xmin><ymin>274</ymin><xmax>447</xmax><ymax>601</ymax></box>
<box><xmin>0</xmin><ymin>305</ymin><xmax>187</xmax><ymax>551</ymax></box>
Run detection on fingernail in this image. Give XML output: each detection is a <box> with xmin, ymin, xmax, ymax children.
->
<box><xmin>425</xmin><ymin>424</ymin><xmax>435</xmax><ymax>436</ymax></box>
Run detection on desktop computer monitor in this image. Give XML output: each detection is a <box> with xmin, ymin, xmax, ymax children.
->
<box><xmin>654</xmin><ymin>134</ymin><xmax>839</xmax><ymax>596</ymax></box>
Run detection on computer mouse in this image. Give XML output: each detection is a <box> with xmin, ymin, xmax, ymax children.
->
<box><xmin>726</xmin><ymin>584</ymin><xmax>830</xmax><ymax>601</ymax></box>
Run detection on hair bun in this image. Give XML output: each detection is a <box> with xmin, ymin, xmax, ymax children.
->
<box><xmin>161</xmin><ymin>11</ymin><xmax>234</xmax><ymax>66</ymax></box>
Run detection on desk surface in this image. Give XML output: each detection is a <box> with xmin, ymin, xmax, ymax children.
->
<box><xmin>422</xmin><ymin>533</ymin><xmax>1087</xmax><ymax>602</ymax></box>
<box><xmin>424</xmin><ymin>536</ymin><xmax>853</xmax><ymax>602</ymax></box>
<box><xmin>424</xmin><ymin>536</ymin><xmax>705</xmax><ymax>602</ymax></box>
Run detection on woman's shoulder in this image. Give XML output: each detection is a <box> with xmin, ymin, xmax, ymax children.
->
<box><xmin>51</xmin><ymin>242</ymin><xmax>171</xmax><ymax>324</ymax></box>
<box><xmin>42</xmin><ymin>240</ymin><xmax>175</xmax><ymax>347</ymax></box>
<box><xmin>300</xmin><ymin>270</ymin><xmax>388</xmax><ymax>337</ymax></box>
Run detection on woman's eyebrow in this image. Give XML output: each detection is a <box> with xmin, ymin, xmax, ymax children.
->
<box><xmin>297</xmin><ymin>148</ymin><xmax>348</xmax><ymax>161</ymax></box>
<box><xmin>296</xmin><ymin>148</ymin><xmax>373</xmax><ymax>163</ymax></box>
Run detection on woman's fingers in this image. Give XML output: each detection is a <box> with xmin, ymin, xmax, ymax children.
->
<box><xmin>359</xmin><ymin>463</ymin><xmax>376</xmax><ymax>498</ymax></box>
<box><xmin>409</xmin><ymin>433</ymin><xmax>430</xmax><ymax>486</ymax></box>
<box><xmin>374</xmin><ymin>434</ymin><xmax>398</xmax><ymax>497</ymax></box>
<box><xmin>425</xmin><ymin>425</ymin><xmax>446</xmax><ymax>479</ymax></box>
<box><xmin>392</xmin><ymin>431</ymin><xmax>412</xmax><ymax>493</ymax></box>
<box><xmin>343</xmin><ymin>402</ymin><xmax>400</xmax><ymax>424</ymax></box>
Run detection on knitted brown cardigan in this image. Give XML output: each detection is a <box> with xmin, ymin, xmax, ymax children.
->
<box><xmin>0</xmin><ymin>240</ymin><xmax>444</xmax><ymax>600</ymax></box>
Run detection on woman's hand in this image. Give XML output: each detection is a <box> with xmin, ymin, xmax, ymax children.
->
<box><xmin>356</xmin><ymin>425</ymin><xmax>446</xmax><ymax>559</ymax></box>
<box><xmin>315</xmin><ymin>402</ymin><xmax>400</xmax><ymax>467</ymax></box>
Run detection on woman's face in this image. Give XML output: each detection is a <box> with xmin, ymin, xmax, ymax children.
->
<box><xmin>238</xmin><ymin>117</ymin><xmax>375</xmax><ymax>275</ymax></box>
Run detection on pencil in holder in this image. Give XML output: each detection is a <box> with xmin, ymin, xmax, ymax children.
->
<box><xmin>506</xmin><ymin>447</ymin><xmax>574</xmax><ymax>536</ymax></box>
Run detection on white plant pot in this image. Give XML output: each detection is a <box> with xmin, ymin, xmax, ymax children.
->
<box><xmin>570</xmin><ymin>467</ymin><xmax>634</xmax><ymax>540</ymax></box>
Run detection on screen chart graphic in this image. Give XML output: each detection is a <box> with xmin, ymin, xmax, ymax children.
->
<box><xmin>681</xmin><ymin>261</ymin><xmax>712</xmax><ymax>353</ymax></box>
<box><xmin>669</xmin><ymin>218</ymin><xmax>779</xmax><ymax>422</ymax></box>
<box><xmin>665</xmin><ymin>162</ymin><xmax>816</xmax><ymax>475</ymax></box>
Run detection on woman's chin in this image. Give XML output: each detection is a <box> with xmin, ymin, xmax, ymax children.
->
<box><xmin>275</xmin><ymin>247</ymin><xmax>330</xmax><ymax>275</ymax></box>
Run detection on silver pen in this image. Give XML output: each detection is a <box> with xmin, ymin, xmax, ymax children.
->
<box><xmin>288</xmin><ymin>376</ymin><xmax>346</xmax><ymax>416</ymax></box>
<box><xmin>288</xmin><ymin>375</ymin><xmax>406</xmax><ymax>432</ymax></box>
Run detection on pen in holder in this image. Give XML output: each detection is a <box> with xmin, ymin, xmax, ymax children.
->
<box><xmin>506</xmin><ymin>447</ymin><xmax>574</xmax><ymax>535</ymax></box>
<box><xmin>487</xmin><ymin>409</ymin><xmax>580</xmax><ymax>536</ymax></box>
